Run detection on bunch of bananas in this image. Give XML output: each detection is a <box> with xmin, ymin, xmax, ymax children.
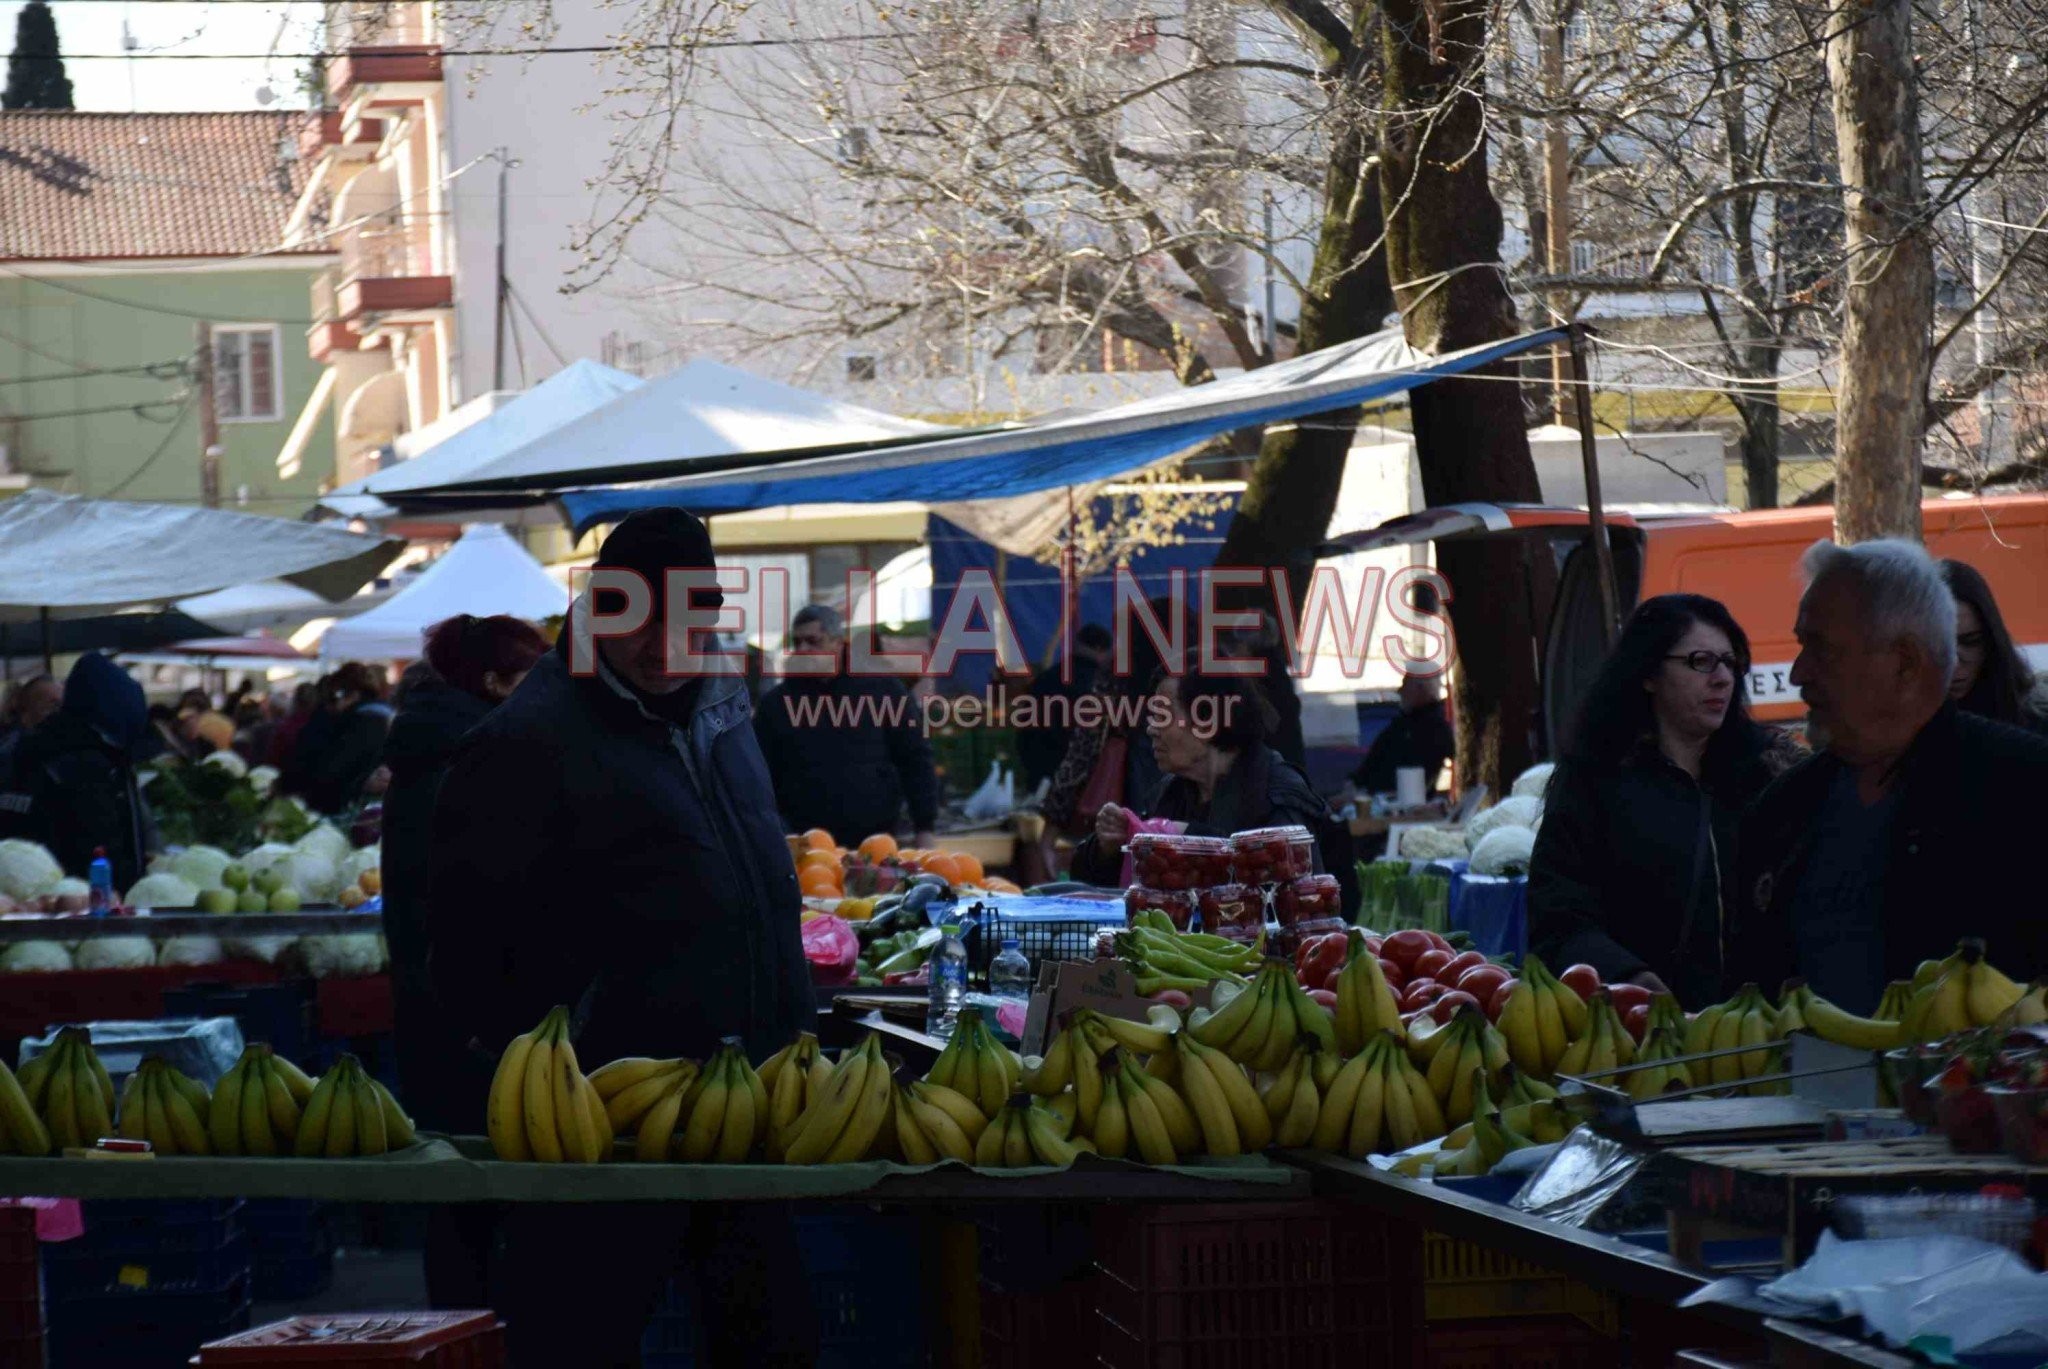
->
<box><xmin>1556</xmin><ymin>991</ymin><xmax>1639</xmax><ymax>1081</ymax></box>
<box><xmin>1683</xmin><ymin>984</ymin><xmax>1779</xmax><ymax>1092</ymax></box>
<box><xmin>1164</xmin><ymin>1034</ymin><xmax>1271</xmax><ymax>1157</ymax></box>
<box><xmin>1407</xmin><ymin>1006</ymin><xmax>1511</xmax><ymax>1128</ymax></box>
<box><xmin>891</xmin><ymin>1076</ymin><xmax>991</xmax><ymax>1165</ymax></box>
<box><xmin>487</xmin><ymin>1006</ymin><xmax>609</xmax><ymax>1163</ymax></box>
<box><xmin>1333</xmin><ymin>930</ymin><xmax>1405</xmax><ymax>1054</ymax></box>
<box><xmin>1258</xmin><ymin>1041</ymin><xmax>1340</xmax><ymax>1149</ymax></box>
<box><xmin>973</xmin><ymin>1093</ymin><xmax>1092</xmax><ymax>1167</ymax></box>
<box><xmin>22</xmin><ymin>1028</ymin><xmax>115</xmax><ymax>1151</ymax></box>
<box><xmin>1623</xmin><ymin>1025</ymin><xmax>1696</xmax><ymax>1100</ymax></box>
<box><xmin>1024</xmin><ymin>1008</ymin><xmax>1176</xmax><ymax>1136</ymax></box>
<box><xmin>589</xmin><ymin>1055</ymin><xmax>701</xmax><ymax>1149</ymax></box>
<box><xmin>782</xmin><ymin>1034</ymin><xmax>896</xmax><ymax>1165</ymax></box>
<box><xmin>1408</xmin><ymin>1075</ymin><xmax>1569</xmax><ymax>1177</ymax></box>
<box><xmin>114</xmin><ymin>1057</ymin><xmax>213</xmax><ymax>1155</ymax></box>
<box><xmin>207</xmin><ymin>1044</ymin><xmax>317</xmax><ymax>1156</ymax></box>
<box><xmin>293</xmin><ymin>1054</ymin><xmax>416</xmax><ymax>1158</ymax></box>
<box><xmin>1902</xmin><ymin>941</ymin><xmax>2043</xmax><ymax>1039</ymax></box>
<box><xmin>1309</xmin><ymin>1030</ymin><xmax>1446</xmax><ymax>1158</ymax></box>
<box><xmin>1061</xmin><ymin>1048</ymin><xmax>1178</xmax><ymax>1164</ymax></box>
<box><xmin>1118</xmin><ymin>914</ymin><xmax>1261</xmax><ymax>995</ymax></box>
<box><xmin>1494</xmin><ymin>955</ymin><xmax>1587</xmax><ymax>1077</ymax></box>
<box><xmin>759</xmin><ymin>1033</ymin><xmax>834</xmax><ymax>1160</ymax></box>
<box><xmin>0</xmin><ymin>1057</ymin><xmax>50</xmax><ymax>1156</ymax></box>
<box><xmin>926</xmin><ymin>1008</ymin><xmax>1023</xmax><ymax>1116</ymax></box>
<box><xmin>1188</xmin><ymin>958</ymin><xmax>1335</xmax><ymax>1071</ymax></box>
<box><xmin>636</xmin><ymin>1038</ymin><xmax>766</xmax><ymax>1164</ymax></box>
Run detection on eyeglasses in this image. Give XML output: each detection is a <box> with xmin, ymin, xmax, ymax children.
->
<box><xmin>1664</xmin><ymin>651</ymin><xmax>1745</xmax><ymax>676</ymax></box>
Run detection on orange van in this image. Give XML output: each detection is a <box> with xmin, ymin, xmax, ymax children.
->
<box><xmin>1325</xmin><ymin>492</ymin><xmax>2048</xmax><ymax>737</ymax></box>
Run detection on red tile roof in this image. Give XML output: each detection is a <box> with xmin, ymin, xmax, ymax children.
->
<box><xmin>0</xmin><ymin>111</ymin><xmax>325</xmax><ymax>262</ymax></box>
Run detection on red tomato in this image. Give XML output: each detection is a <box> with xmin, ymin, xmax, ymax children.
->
<box><xmin>1456</xmin><ymin>964</ymin><xmax>1511</xmax><ymax>1003</ymax></box>
<box><xmin>1382</xmin><ymin>929</ymin><xmax>1435</xmax><ymax>972</ymax></box>
<box><xmin>1488</xmin><ymin>978</ymin><xmax>1519</xmax><ymax>1018</ymax></box>
<box><xmin>1307</xmin><ymin>988</ymin><xmax>1338</xmax><ymax>1011</ymax></box>
<box><xmin>1622</xmin><ymin>1003</ymin><xmax>1649</xmax><ymax>1042</ymax></box>
<box><xmin>1442</xmin><ymin>950</ymin><xmax>1488</xmax><ymax>981</ymax></box>
<box><xmin>1429</xmin><ymin>990</ymin><xmax>1481</xmax><ymax>1025</ymax></box>
<box><xmin>1400</xmin><ymin>979</ymin><xmax>1444</xmax><ymax>1012</ymax></box>
<box><xmin>1378</xmin><ymin>959</ymin><xmax>1407</xmax><ymax>991</ymax></box>
<box><xmin>1362</xmin><ymin>935</ymin><xmax>1385</xmax><ymax>957</ymax></box>
<box><xmin>1320</xmin><ymin>965</ymin><xmax>1344</xmax><ymax>993</ymax></box>
<box><xmin>1607</xmin><ymin>983</ymin><xmax>1653</xmax><ymax>1014</ymax></box>
<box><xmin>1424</xmin><ymin>930</ymin><xmax>1454</xmax><ymax>953</ymax></box>
<box><xmin>1559</xmin><ymin>963</ymin><xmax>1603</xmax><ymax>1000</ymax></box>
<box><xmin>1412</xmin><ymin>947</ymin><xmax>1455</xmax><ymax>982</ymax></box>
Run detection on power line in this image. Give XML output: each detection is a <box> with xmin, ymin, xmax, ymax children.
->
<box><xmin>0</xmin><ymin>396</ymin><xmax>190</xmax><ymax>423</ymax></box>
<box><xmin>0</xmin><ymin>360</ymin><xmax>193</xmax><ymax>387</ymax></box>
<box><xmin>102</xmin><ymin>391</ymin><xmax>200</xmax><ymax>499</ymax></box>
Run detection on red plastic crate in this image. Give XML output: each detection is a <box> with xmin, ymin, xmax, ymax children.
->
<box><xmin>1091</xmin><ymin>1201</ymin><xmax>1424</xmax><ymax>1369</ymax></box>
<box><xmin>193</xmin><ymin>1312</ymin><xmax>504</xmax><ymax>1367</ymax></box>
<box><xmin>0</xmin><ymin>1329</ymin><xmax>45</xmax><ymax>1369</ymax></box>
<box><xmin>1420</xmin><ymin>1315</ymin><xmax>1620</xmax><ymax>1369</ymax></box>
<box><xmin>0</xmin><ymin>1206</ymin><xmax>35</xmax><ymax>1279</ymax></box>
<box><xmin>980</xmin><ymin>1277</ymin><xmax>1098</xmax><ymax>1369</ymax></box>
<box><xmin>314</xmin><ymin>975</ymin><xmax>394</xmax><ymax>1038</ymax></box>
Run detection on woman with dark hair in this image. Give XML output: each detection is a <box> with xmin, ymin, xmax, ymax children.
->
<box><xmin>1069</xmin><ymin>670</ymin><xmax>1335</xmax><ymax>884</ymax></box>
<box><xmin>382</xmin><ymin>614</ymin><xmax>548</xmax><ymax>1311</ymax></box>
<box><xmin>1529</xmin><ymin>594</ymin><xmax>1792</xmax><ymax>1005</ymax></box>
<box><xmin>1941</xmin><ymin>560</ymin><xmax>2047</xmax><ymax>734</ymax></box>
<box><xmin>281</xmin><ymin>662</ymin><xmax>393</xmax><ymax>815</ymax></box>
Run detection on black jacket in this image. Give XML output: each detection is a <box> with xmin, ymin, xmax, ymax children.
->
<box><xmin>428</xmin><ymin>642</ymin><xmax>813</xmax><ymax>1074</ymax></box>
<box><xmin>1353</xmin><ymin>703</ymin><xmax>1456</xmax><ymax>796</ymax></box>
<box><xmin>1528</xmin><ymin>742</ymin><xmax>1772</xmax><ymax>1007</ymax></box>
<box><xmin>1728</xmin><ymin>703</ymin><xmax>2048</xmax><ymax>1001</ymax></box>
<box><xmin>380</xmin><ymin>670</ymin><xmax>494</xmax><ymax>1132</ymax></box>
<box><xmin>753</xmin><ymin>674</ymin><xmax>940</xmax><ymax>839</ymax></box>
<box><xmin>1071</xmin><ymin>744</ymin><xmax>1334</xmax><ymax>885</ymax></box>
<box><xmin>0</xmin><ymin>655</ymin><xmax>150</xmax><ymax>890</ymax></box>
<box><xmin>285</xmin><ymin>701</ymin><xmax>392</xmax><ymax>816</ymax></box>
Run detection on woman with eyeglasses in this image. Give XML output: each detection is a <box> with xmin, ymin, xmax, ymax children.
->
<box><xmin>1529</xmin><ymin>594</ymin><xmax>1798</xmax><ymax>1006</ymax></box>
<box><xmin>1940</xmin><ymin>560</ymin><xmax>2048</xmax><ymax>735</ymax></box>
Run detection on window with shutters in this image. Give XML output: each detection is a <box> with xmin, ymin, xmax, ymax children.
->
<box><xmin>214</xmin><ymin>324</ymin><xmax>282</xmax><ymax>422</ymax></box>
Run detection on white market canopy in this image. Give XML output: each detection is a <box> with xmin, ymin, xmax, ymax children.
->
<box><xmin>317</xmin><ymin>524</ymin><xmax>568</xmax><ymax>662</ymax></box>
<box><xmin>0</xmin><ymin>490</ymin><xmax>402</xmax><ymax>624</ymax></box>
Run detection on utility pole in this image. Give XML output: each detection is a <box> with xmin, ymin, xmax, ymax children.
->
<box><xmin>1541</xmin><ymin>2</ymin><xmax>1575</xmax><ymax>426</ymax></box>
<box><xmin>195</xmin><ymin>321</ymin><xmax>222</xmax><ymax>507</ymax></box>
<box><xmin>1261</xmin><ymin>191</ymin><xmax>1278</xmax><ymax>361</ymax></box>
<box><xmin>493</xmin><ymin>147</ymin><xmax>510</xmax><ymax>392</ymax></box>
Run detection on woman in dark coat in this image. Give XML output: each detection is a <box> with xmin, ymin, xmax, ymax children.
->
<box><xmin>1941</xmin><ymin>559</ymin><xmax>2048</xmax><ymax>735</ymax></box>
<box><xmin>284</xmin><ymin>663</ymin><xmax>394</xmax><ymax>815</ymax></box>
<box><xmin>1528</xmin><ymin>594</ymin><xmax>1793</xmax><ymax>1006</ymax></box>
<box><xmin>381</xmin><ymin>614</ymin><xmax>547</xmax><ymax>1310</ymax></box>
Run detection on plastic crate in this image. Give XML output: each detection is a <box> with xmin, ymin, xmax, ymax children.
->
<box><xmin>193</xmin><ymin>1311</ymin><xmax>506</xmax><ymax>1367</ymax></box>
<box><xmin>47</xmin><ymin>1270</ymin><xmax>251</xmax><ymax>1369</ymax></box>
<box><xmin>979</xmin><ymin>1276</ymin><xmax>1097</xmax><ymax>1369</ymax></box>
<box><xmin>0</xmin><ymin>1330</ymin><xmax>44</xmax><ymax>1369</ymax></box>
<box><xmin>0</xmin><ymin>1288</ymin><xmax>41</xmax><ymax>1339</ymax></box>
<box><xmin>968</xmin><ymin>900</ymin><xmax>1125</xmax><ymax>979</ymax></box>
<box><xmin>48</xmin><ymin>1200</ymin><xmax>248</xmax><ymax>1298</ymax></box>
<box><xmin>240</xmin><ymin>1201</ymin><xmax>335</xmax><ymax>1302</ymax></box>
<box><xmin>1091</xmin><ymin>1201</ymin><xmax>1424</xmax><ymax>1369</ymax></box>
<box><xmin>977</xmin><ymin>1206</ymin><xmax>1095</xmax><ymax>1294</ymax></box>
<box><xmin>1420</xmin><ymin>1233</ymin><xmax>1618</xmax><ymax>1334</ymax></box>
<box><xmin>1420</xmin><ymin>1314</ymin><xmax>1620</xmax><ymax>1369</ymax></box>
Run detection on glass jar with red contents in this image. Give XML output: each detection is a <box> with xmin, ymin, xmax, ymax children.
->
<box><xmin>1231</xmin><ymin>825</ymin><xmax>1314</xmax><ymax>884</ymax></box>
<box><xmin>1272</xmin><ymin>873</ymin><xmax>1341</xmax><ymax>930</ymax></box>
<box><xmin>1125</xmin><ymin>885</ymin><xmax>1193</xmax><ymax>931</ymax></box>
<box><xmin>1196</xmin><ymin>882</ymin><xmax>1261</xmax><ymax>940</ymax></box>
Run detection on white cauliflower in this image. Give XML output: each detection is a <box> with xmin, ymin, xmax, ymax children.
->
<box><xmin>0</xmin><ymin>940</ymin><xmax>74</xmax><ymax>973</ymax></box>
<box><xmin>240</xmin><ymin>843</ymin><xmax>296</xmax><ymax>881</ymax></box>
<box><xmin>293</xmin><ymin>824</ymin><xmax>351</xmax><ymax>867</ymax></box>
<box><xmin>1466</xmin><ymin>795</ymin><xmax>1543</xmax><ymax>844</ymax></box>
<box><xmin>340</xmin><ymin>846</ymin><xmax>381</xmax><ymax>889</ymax></box>
<box><xmin>0</xmin><ymin>840</ymin><xmax>63</xmax><ymax>900</ymax></box>
<box><xmin>281</xmin><ymin>851</ymin><xmax>342</xmax><ymax>903</ymax></box>
<box><xmin>46</xmin><ymin>878</ymin><xmax>90</xmax><ymax>914</ymax></box>
<box><xmin>1511</xmin><ymin>762</ymin><xmax>1557</xmax><ymax>801</ymax></box>
<box><xmin>224</xmin><ymin>935</ymin><xmax>294</xmax><ymax>965</ymax></box>
<box><xmin>73</xmin><ymin>936</ymin><xmax>157</xmax><ymax>971</ymax></box>
<box><xmin>125</xmin><ymin>873</ymin><xmax>201</xmax><ymax>909</ymax></box>
<box><xmin>1469</xmin><ymin>825</ymin><xmax>1537</xmax><ymax>877</ymax></box>
<box><xmin>200</xmin><ymin>750</ymin><xmax>248</xmax><ymax>779</ymax></box>
<box><xmin>1398</xmin><ymin>826</ymin><xmax>1469</xmax><ymax>861</ymax></box>
<box><xmin>156</xmin><ymin>936</ymin><xmax>226</xmax><ymax>968</ymax></box>
<box><xmin>166</xmin><ymin>845</ymin><xmax>234</xmax><ymax>891</ymax></box>
<box><xmin>248</xmin><ymin>765</ymin><xmax>280</xmax><ymax>795</ymax></box>
<box><xmin>297</xmin><ymin>933</ymin><xmax>387</xmax><ymax>979</ymax></box>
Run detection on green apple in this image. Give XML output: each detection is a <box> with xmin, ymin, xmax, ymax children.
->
<box><xmin>197</xmin><ymin>887</ymin><xmax>238</xmax><ymax>915</ymax></box>
<box><xmin>220</xmin><ymin>864</ymin><xmax>249</xmax><ymax>893</ymax></box>
<box><xmin>252</xmin><ymin>869</ymin><xmax>284</xmax><ymax>897</ymax></box>
<box><xmin>237</xmin><ymin>888</ymin><xmax>269</xmax><ymax>914</ymax></box>
<box><xmin>267</xmin><ymin>886</ymin><xmax>302</xmax><ymax>913</ymax></box>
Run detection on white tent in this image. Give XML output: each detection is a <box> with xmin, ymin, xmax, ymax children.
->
<box><xmin>317</xmin><ymin>524</ymin><xmax>568</xmax><ymax>661</ymax></box>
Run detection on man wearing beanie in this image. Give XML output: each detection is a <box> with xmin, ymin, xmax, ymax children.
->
<box><xmin>428</xmin><ymin>508</ymin><xmax>815</xmax><ymax>1366</ymax></box>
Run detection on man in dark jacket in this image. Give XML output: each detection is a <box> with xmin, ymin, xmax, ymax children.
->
<box><xmin>429</xmin><ymin>509</ymin><xmax>814</xmax><ymax>1368</ymax></box>
<box><xmin>754</xmin><ymin>603</ymin><xmax>939</xmax><ymax>846</ymax></box>
<box><xmin>0</xmin><ymin>655</ymin><xmax>150</xmax><ymax>890</ymax></box>
<box><xmin>1353</xmin><ymin>669</ymin><xmax>1456</xmax><ymax>797</ymax></box>
<box><xmin>1730</xmin><ymin>540</ymin><xmax>2048</xmax><ymax>1011</ymax></box>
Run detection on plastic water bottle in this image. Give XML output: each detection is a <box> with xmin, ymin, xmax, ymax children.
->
<box><xmin>87</xmin><ymin>848</ymin><xmax>114</xmax><ymax>916</ymax></box>
<box><xmin>990</xmin><ymin>938</ymin><xmax>1031</xmax><ymax>1002</ymax></box>
<box><xmin>926</xmin><ymin>923</ymin><xmax>969</xmax><ymax>1039</ymax></box>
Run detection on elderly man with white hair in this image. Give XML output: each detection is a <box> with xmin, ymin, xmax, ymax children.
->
<box><xmin>1729</xmin><ymin>538</ymin><xmax>2048</xmax><ymax>1011</ymax></box>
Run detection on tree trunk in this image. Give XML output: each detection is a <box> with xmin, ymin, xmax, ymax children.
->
<box><xmin>1215</xmin><ymin>49</ymin><xmax>1394</xmax><ymax>621</ymax></box>
<box><xmin>1376</xmin><ymin>0</ymin><xmax>1546</xmax><ymax>793</ymax></box>
<box><xmin>1738</xmin><ymin>392</ymin><xmax>1782</xmax><ymax>510</ymax></box>
<box><xmin>1826</xmin><ymin>0</ymin><xmax>1934</xmax><ymax>544</ymax></box>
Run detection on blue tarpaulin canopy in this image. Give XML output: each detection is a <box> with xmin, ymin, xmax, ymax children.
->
<box><xmin>541</xmin><ymin>328</ymin><xmax>1564</xmax><ymax>534</ymax></box>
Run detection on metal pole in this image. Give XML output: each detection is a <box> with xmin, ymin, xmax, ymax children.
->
<box><xmin>195</xmin><ymin>322</ymin><xmax>221</xmax><ymax>507</ymax></box>
<box><xmin>1261</xmin><ymin>191</ymin><xmax>1278</xmax><ymax>361</ymax></box>
<box><xmin>1568</xmin><ymin>324</ymin><xmax>1620</xmax><ymax>645</ymax></box>
<box><xmin>39</xmin><ymin>608</ymin><xmax>53</xmax><ymax>677</ymax></box>
<box><xmin>493</xmin><ymin>148</ymin><xmax>510</xmax><ymax>392</ymax></box>
<box><xmin>1541</xmin><ymin>4</ymin><xmax>1574</xmax><ymax>426</ymax></box>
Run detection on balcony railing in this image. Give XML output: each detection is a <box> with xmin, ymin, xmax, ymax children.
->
<box><xmin>327</xmin><ymin>1</ymin><xmax>433</xmax><ymax>51</ymax></box>
<box><xmin>334</xmin><ymin>213</ymin><xmax>453</xmax><ymax>319</ymax></box>
<box><xmin>324</xmin><ymin>2</ymin><xmax>441</xmax><ymax>101</ymax></box>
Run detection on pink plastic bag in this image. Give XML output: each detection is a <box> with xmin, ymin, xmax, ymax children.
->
<box><xmin>1120</xmin><ymin>816</ymin><xmax>1187</xmax><ymax>887</ymax></box>
<box><xmin>801</xmin><ymin>915</ymin><xmax>860</xmax><ymax>986</ymax></box>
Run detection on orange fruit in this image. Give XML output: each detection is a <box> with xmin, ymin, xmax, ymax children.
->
<box><xmin>984</xmin><ymin>877</ymin><xmax>1022</xmax><ymax>894</ymax></box>
<box><xmin>797</xmin><ymin>849</ymin><xmax>839</xmax><ymax>875</ymax></box>
<box><xmin>950</xmin><ymin>852</ymin><xmax>985</xmax><ymax>885</ymax></box>
<box><xmin>857</xmin><ymin>833</ymin><xmax>899</xmax><ymax>862</ymax></box>
<box><xmin>799</xmin><ymin>867</ymin><xmax>841</xmax><ymax>896</ymax></box>
<box><xmin>921</xmin><ymin>853</ymin><xmax>964</xmax><ymax>886</ymax></box>
<box><xmin>802</xmin><ymin>828</ymin><xmax>836</xmax><ymax>851</ymax></box>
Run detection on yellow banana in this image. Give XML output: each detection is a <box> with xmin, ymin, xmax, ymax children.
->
<box><xmin>270</xmin><ymin>1055</ymin><xmax>317</xmax><ymax>1105</ymax></box>
<box><xmin>117</xmin><ymin>1067</ymin><xmax>149</xmax><ymax>1143</ymax></box>
<box><xmin>487</xmin><ymin>1020</ymin><xmax>540</xmax><ymax>1161</ymax></box>
<box><xmin>1191</xmin><ymin>1041</ymin><xmax>1271</xmax><ymax>1151</ymax></box>
<box><xmin>1023</xmin><ymin>1103</ymin><xmax>1081</xmax><ymax>1166</ymax></box>
<box><xmin>715</xmin><ymin>1055</ymin><xmax>760</xmax><ymax>1163</ymax></box>
<box><xmin>294</xmin><ymin>1065</ymin><xmax>339</xmax><ymax>1157</ymax></box>
<box><xmin>783</xmin><ymin>1041</ymin><xmax>871</xmax><ymax>1165</ymax></box>
<box><xmin>1312</xmin><ymin>1048</ymin><xmax>1369</xmax><ymax>1154</ymax></box>
<box><xmin>522</xmin><ymin>1013</ymin><xmax>564</xmax><ymax>1163</ymax></box>
<box><xmin>1087</xmin><ymin>1009</ymin><xmax>1174</xmax><ymax>1057</ymax></box>
<box><xmin>1381</xmin><ymin>1049</ymin><xmax>1420</xmax><ymax>1151</ymax></box>
<box><xmin>607</xmin><ymin>1063</ymin><xmax>697</xmax><ymax>1135</ymax></box>
<box><xmin>1022</xmin><ymin>1029</ymin><xmax>1073</xmax><ymax>1096</ymax></box>
<box><xmin>71</xmin><ymin>1045</ymin><xmax>111</xmax><ymax>1144</ymax></box>
<box><xmin>143</xmin><ymin>1070</ymin><xmax>176</xmax><ymax>1154</ymax></box>
<box><xmin>1122</xmin><ymin>1076</ymin><xmax>1178</xmax><ymax>1165</ymax></box>
<box><xmin>634</xmin><ymin>1075</ymin><xmax>689</xmax><ymax>1162</ymax></box>
<box><xmin>323</xmin><ymin>1069</ymin><xmax>357</xmax><ymax>1158</ymax></box>
<box><xmin>1091</xmin><ymin>1072</ymin><xmax>1130</xmax><ymax>1158</ymax></box>
<box><xmin>589</xmin><ymin>1056</ymin><xmax>689</xmax><ymax>1102</ymax></box>
<box><xmin>352</xmin><ymin>1061</ymin><xmax>390</xmax><ymax>1157</ymax></box>
<box><xmin>1003</xmin><ymin>1104</ymin><xmax>1034</xmax><ymax>1167</ymax></box>
<box><xmin>906</xmin><ymin>1093</ymin><xmax>976</xmax><ymax>1162</ymax></box>
<box><xmin>1122</xmin><ymin>1061</ymin><xmax>1199</xmax><ymax>1155</ymax></box>
<box><xmin>822</xmin><ymin>1039</ymin><xmax>895</xmax><ymax>1163</ymax></box>
<box><xmin>677</xmin><ymin>1054</ymin><xmax>731</xmax><ymax>1162</ymax></box>
<box><xmin>1173</xmin><ymin>1037</ymin><xmax>1239</xmax><ymax>1156</ymax></box>
<box><xmin>974</xmin><ymin>1109</ymin><xmax>1012</xmax><ymax>1166</ymax></box>
<box><xmin>909</xmin><ymin>1080</ymin><xmax>988</xmax><ymax>1145</ymax></box>
<box><xmin>369</xmin><ymin>1077</ymin><xmax>416</xmax><ymax>1150</ymax></box>
<box><xmin>1802</xmin><ymin>994</ymin><xmax>1904</xmax><ymax>1051</ymax></box>
<box><xmin>1498</xmin><ymin>979</ymin><xmax>1544</xmax><ymax>1075</ymax></box>
<box><xmin>206</xmin><ymin>1055</ymin><xmax>243</xmax><ymax>1155</ymax></box>
<box><xmin>260</xmin><ymin>1056</ymin><xmax>301</xmax><ymax>1146</ymax></box>
<box><xmin>1188</xmin><ymin>976</ymin><xmax>1264</xmax><ymax>1049</ymax></box>
<box><xmin>893</xmin><ymin>1091</ymin><xmax>939</xmax><ymax>1165</ymax></box>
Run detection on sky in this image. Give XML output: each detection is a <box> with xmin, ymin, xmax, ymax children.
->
<box><xmin>1</xmin><ymin>1</ymin><xmax>322</xmax><ymax>111</ymax></box>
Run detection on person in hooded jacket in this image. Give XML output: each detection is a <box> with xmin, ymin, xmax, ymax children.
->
<box><xmin>0</xmin><ymin>655</ymin><xmax>151</xmax><ymax>889</ymax></box>
<box><xmin>383</xmin><ymin>615</ymin><xmax>548</xmax><ymax>1313</ymax></box>
<box><xmin>282</xmin><ymin>663</ymin><xmax>392</xmax><ymax>815</ymax></box>
<box><xmin>428</xmin><ymin>509</ymin><xmax>815</xmax><ymax>1368</ymax></box>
